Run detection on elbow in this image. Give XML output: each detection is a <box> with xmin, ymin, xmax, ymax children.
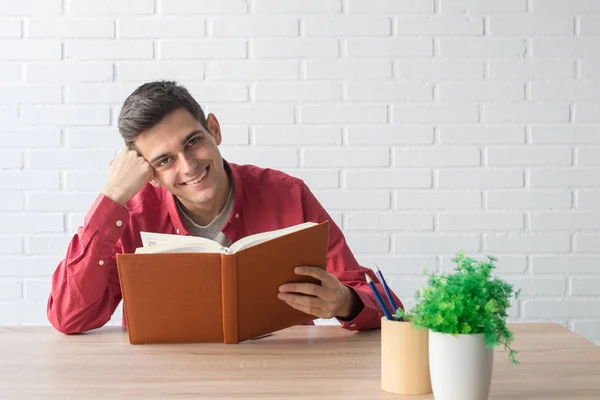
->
<box><xmin>47</xmin><ymin>297</ymin><xmax>89</xmax><ymax>335</ymax></box>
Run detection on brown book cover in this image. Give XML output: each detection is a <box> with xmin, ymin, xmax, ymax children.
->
<box><xmin>116</xmin><ymin>221</ymin><xmax>329</xmax><ymax>344</ymax></box>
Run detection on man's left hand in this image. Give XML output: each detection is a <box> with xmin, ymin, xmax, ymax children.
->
<box><xmin>278</xmin><ymin>266</ymin><xmax>360</xmax><ymax>320</ymax></box>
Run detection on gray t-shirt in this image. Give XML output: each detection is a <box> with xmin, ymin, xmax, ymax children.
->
<box><xmin>175</xmin><ymin>185</ymin><xmax>234</xmax><ymax>248</ymax></box>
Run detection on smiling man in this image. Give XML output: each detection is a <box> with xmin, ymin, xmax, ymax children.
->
<box><xmin>47</xmin><ymin>81</ymin><xmax>401</xmax><ymax>334</ymax></box>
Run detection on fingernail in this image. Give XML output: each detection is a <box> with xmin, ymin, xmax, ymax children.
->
<box><xmin>278</xmin><ymin>293</ymin><xmax>286</xmax><ymax>300</ymax></box>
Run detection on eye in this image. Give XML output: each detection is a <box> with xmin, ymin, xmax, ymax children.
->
<box><xmin>157</xmin><ymin>157</ymin><xmax>172</xmax><ymax>167</ymax></box>
<box><xmin>187</xmin><ymin>137</ymin><xmax>201</xmax><ymax>147</ymax></box>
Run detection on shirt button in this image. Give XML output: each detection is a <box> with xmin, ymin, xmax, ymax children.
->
<box><xmin>116</xmin><ymin>220</ymin><xmax>122</xmax><ymax>227</ymax></box>
<box><xmin>176</xmin><ymin>229</ymin><xmax>180</xmax><ymax>234</ymax></box>
<box><xmin>235</xmin><ymin>213</ymin><xmax>239</xmax><ymax>219</ymax></box>
<box><xmin>98</xmin><ymin>260</ymin><xmax>105</xmax><ymax>266</ymax></box>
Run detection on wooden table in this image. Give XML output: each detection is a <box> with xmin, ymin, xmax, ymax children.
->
<box><xmin>0</xmin><ymin>323</ymin><xmax>599</xmax><ymax>399</ymax></box>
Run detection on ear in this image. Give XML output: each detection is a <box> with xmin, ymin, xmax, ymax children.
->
<box><xmin>150</xmin><ymin>178</ymin><xmax>161</xmax><ymax>187</ymax></box>
<box><xmin>206</xmin><ymin>113</ymin><xmax>222</xmax><ymax>146</ymax></box>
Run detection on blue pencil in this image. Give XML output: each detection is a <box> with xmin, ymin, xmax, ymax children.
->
<box><xmin>365</xmin><ymin>273</ymin><xmax>393</xmax><ymax>321</ymax></box>
<box><xmin>373</xmin><ymin>264</ymin><xmax>400</xmax><ymax>319</ymax></box>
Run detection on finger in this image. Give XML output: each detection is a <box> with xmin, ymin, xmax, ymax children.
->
<box><xmin>279</xmin><ymin>294</ymin><xmax>326</xmax><ymax>318</ymax></box>
<box><xmin>279</xmin><ymin>282</ymin><xmax>328</xmax><ymax>299</ymax></box>
<box><xmin>294</xmin><ymin>266</ymin><xmax>336</xmax><ymax>286</ymax></box>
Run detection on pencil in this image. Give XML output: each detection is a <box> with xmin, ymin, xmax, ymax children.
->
<box><xmin>365</xmin><ymin>273</ymin><xmax>393</xmax><ymax>321</ymax></box>
<box><xmin>373</xmin><ymin>264</ymin><xmax>400</xmax><ymax>320</ymax></box>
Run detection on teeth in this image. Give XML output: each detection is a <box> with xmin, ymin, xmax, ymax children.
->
<box><xmin>185</xmin><ymin>168</ymin><xmax>208</xmax><ymax>185</ymax></box>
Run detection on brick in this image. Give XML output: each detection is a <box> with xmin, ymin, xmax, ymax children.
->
<box><xmin>489</xmin><ymin>16</ymin><xmax>574</xmax><ymax>35</ymax></box>
<box><xmin>348</xmin><ymin>38</ymin><xmax>433</xmax><ymax>57</ymax></box>
<box><xmin>577</xmin><ymin>149</ymin><xmax>600</xmax><ymax>166</ymax></box>
<box><xmin>160</xmin><ymin>40</ymin><xmax>247</xmax><ymax>59</ymax></box>
<box><xmin>487</xmin><ymin>191</ymin><xmax>572</xmax><ymax>210</ymax></box>
<box><xmin>0</xmin><ymin>171</ymin><xmax>59</xmax><ymax>190</ymax></box>
<box><xmin>578</xmin><ymin>191</ymin><xmax>600</xmax><ymax>209</ymax></box>
<box><xmin>533</xmin><ymin>38</ymin><xmax>600</xmax><ymax>57</ymax></box>
<box><xmin>219</xmin><ymin>148</ymin><xmax>297</xmax><ymax>168</ymax></box>
<box><xmin>206</xmin><ymin>105</ymin><xmax>294</xmax><ymax>124</ymax></box>
<box><xmin>487</xmin><ymin>147</ymin><xmax>572</xmax><ymax>166</ymax></box>
<box><xmin>386</xmin><ymin>278</ymin><xmax>428</xmax><ymax>297</ymax></box>
<box><xmin>68</xmin><ymin>0</ymin><xmax>154</xmax><ymax>15</ymax></box>
<box><xmin>440</xmin><ymin>126</ymin><xmax>525</xmax><ymax>144</ymax></box>
<box><xmin>489</xmin><ymin>60</ymin><xmax>575</xmax><ymax>79</ymax></box>
<box><xmin>531</xmin><ymin>126</ymin><xmax>600</xmax><ymax>144</ymax></box>
<box><xmin>506</xmin><ymin>278</ymin><xmax>566</xmax><ymax>296</ymax></box>
<box><xmin>531</xmin><ymin>0</ymin><xmax>600</xmax><ymax>13</ymax></box>
<box><xmin>394</xmin><ymin>234</ymin><xmax>480</xmax><ymax>254</ymax></box>
<box><xmin>117</xmin><ymin>62</ymin><xmax>205</xmax><ymax>82</ymax></box>
<box><xmin>187</xmin><ymin>84</ymin><xmax>248</xmax><ymax>103</ymax></box>
<box><xmin>532</xmin><ymin>82</ymin><xmax>600</xmax><ymax>101</ymax></box>
<box><xmin>439</xmin><ymin>82</ymin><xmax>524</xmax><ymax>101</ymax></box>
<box><xmin>304</xmin><ymin>17</ymin><xmax>391</xmax><ymax>36</ymax></box>
<box><xmin>572</xmin><ymin>322</ymin><xmax>600</xmax><ymax>341</ymax></box>
<box><xmin>0</xmin><ymin>85</ymin><xmax>61</xmax><ymax>104</ymax></box>
<box><xmin>66</xmin><ymin>84</ymin><xmax>137</xmax><ymax>104</ymax></box>
<box><xmin>440</xmin><ymin>0</ymin><xmax>527</xmax><ymax>14</ymax></box>
<box><xmin>29</xmin><ymin>150</ymin><xmax>115</xmax><ymax>169</ymax></box>
<box><xmin>66</xmin><ymin>41</ymin><xmax>153</xmax><ymax>60</ymax></box>
<box><xmin>27</xmin><ymin>62</ymin><xmax>113</xmax><ymax>84</ymax></box>
<box><xmin>394</xmin><ymin>148</ymin><xmax>480</xmax><ymax>167</ymax></box>
<box><xmin>524</xmin><ymin>301</ymin><xmax>600</xmax><ymax>318</ymax></box>
<box><xmin>575</xmin><ymin>103</ymin><xmax>600</xmax><ymax>122</ymax></box>
<box><xmin>439</xmin><ymin>170</ymin><xmax>523</xmax><ymax>188</ymax></box>
<box><xmin>0</xmin><ymin>19</ymin><xmax>21</xmax><ymax>38</ymax></box>
<box><xmin>395</xmin><ymin>191</ymin><xmax>482</xmax><ymax>210</ymax></box>
<box><xmin>346</xmin><ymin>213</ymin><xmax>433</xmax><ymax>231</ymax></box>
<box><xmin>119</xmin><ymin>18</ymin><xmax>205</xmax><ymax>38</ymax></box>
<box><xmin>65</xmin><ymin>172</ymin><xmax>106</xmax><ymax>191</ymax></box>
<box><xmin>219</xmin><ymin>127</ymin><xmax>249</xmax><ymax>145</ymax></box>
<box><xmin>0</xmin><ymin>41</ymin><xmax>61</xmax><ymax>60</ymax></box>
<box><xmin>301</xmin><ymin>105</ymin><xmax>387</xmax><ymax>124</ymax></box>
<box><xmin>28</xmin><ymin>192</ymin><xmax>98</xmax><ymax>212</ymax></box>
<box><xmin>396</xmin><ymin>16</ymin><xmax>483</xmax><ymax>35</ymax></box>
<box><xmin>485</xmin><ymin>234</ymin><xmax>570</xmax><ymax>252</ymax></box>
<box><xmin>252</xmin><ymin>38</ymin><xmax>338</xmax><ymax>58</ymax></box>
<box><xmin>0</xmin><ymin>214</ymin><xmax>63</xmax><ymax>234</ymax></box>
<box><xmin>280</xmin><ymin>169</ymin><xmax>339</xmax><ymax>188</ymax></box>
<box><xmin>531</xmin><ymin>213</ymin><xmax>600</xmax><ymax>230</ymax></box>
<box><xmin>393</xmin><ymin>105</ymin><xmax>478</xmax><ymax>123</ymax></box>
<box><xmin>439</xmin><ymin>212</ymin><xmax>524</xmax><ymax>231</ymax></box>
<box><xmin>442</xmin><ymin>255</ymin><xmax>527</xmax><ymax>274</ymax></box>
<box><xmin>396</xmin><ymin>61</ymin><xmax>483</xmax><ymax>80</ymax></box>
<box><xmin>21</xmin><ymin>106</ymin><xmax>110</xmax><ymax>126</ymax></box>
<box><xmin>254</xmin><ymin>126</ymin><xmax>341</xmax><ymax>145</ymax></box>
<box><xmin>347</xmin><ymin>83</ymin><xmax>432</xmax><ymax>101</ymax></box>
<box><xmin>0</xmin><ymin>107</ymin><xmax>18</xmax><ymax>125</ymax></box>
<box><xmin>306</xmin><ymin>61</ymin><xmax>391</xmax><ymax>80</ymax></box>
<box><xmin>348</xmin><ymin>0</ymin><xmax>433</xmax><ymax>13</ymax></box>
<box><xmin>28</xmin><ymin>19</ymin><xmax>115</xmax><ymax>38</ymax></box>
<box><xmin>581</xmin><ymin>59</ymin><xmax>600</xmax><ymax>78</ymax></box>
<box><xmin>0</xmin><ymin>151</ymin><xmax>22</xmax><ymax>169</ymax></box>
<box><xmin>312</xmin><ymin>191</ymin><xmax>390</xmax><ymax>210</ymax></box>
<box><xmin>345</xmin><ymin>234</ymin><xmax>390</xmax><ymax>253</ymax></box>
<box><xmin>0</xmin><ymin>191</ymin><xmax>23</xmax><ymax>211</ymax></box>
<box><xmin>347</xmin><ymin>126</ymin><xmax>434</xmax><ymax>145</ymax></box>
<box><xmin>574</xmin><ymin>234</ymin><xmax>600</xmax><ymax>252</ymax></box>
<box><xmin>440</xmin><ymin>38</ymin><xmax>525</xmax><ymax>58</ymax></box>
<box><xmin>0</xmin><ymin>63</ymin><xmax>21</xmax><ymax>82</ymax></box>
<box><xmin>571</xmin><ymin>278</ymin><xmax>600</xmax><ymax>295</ymax></box>
<box><xmin>0</xmin><ymin>280</ymin><xmax>22</xmax><ymax>300</ymax></box>
<box><xmin>3</xmin><ymin>0</ymin><xmax>61</xmax><ymax>15</ymax></box>
<box><xmin>254</xmin><ymin>0</ymin><xmax>340</xmax><ymax>14</ymax></box>
<box><xmin>0</xmin><ymin>302</ymin><xmax>47</xmax><ymax>324</ymax></box>
<box><xmin>208</xmin><ymin>61</ymin><xmax>297</xmax><ymax>80</ymax></box>
<box><xmin>25</xmin><ymin>236</ymin><xmax>71</xmax><ymax>255</ymax></box>
<box><xmin>0</xmin><ymin>236</ymin><xmax>23</xmax><ymax>255</ymax></box>
<box><xmin>0</xmin><ymin>256</ymin><xmax>61</xmax><ymax>276</ymax></box>
<box><xmin>24</xmin><ymin>278</ymin><xmax>52</xmax><ymax>300</ymax></box>
<box><xmin>213</xmin><ymin>17</ymin><xmax>297</xmax><ymax>37</ymax></box>
<box><xmin>303</xmin><ymin>149</ymin><xmax>389</xmax><ymax>167</ymax></box>
<box><xmin>531</xmin><ymin>170</ymin><xmax>600</xmax><ymax>187</ymax></box>
<box><xmin>483</xmin><ymin>104</ymin><xmax>569</xmax><ymax>123</ymax></box>
<box><xmin>345</xmin><ymin>170</ymin><xmax>431</xmax><ymax>189</ymax></box>
<box><xmin>254</xmin><ymin>83</ymin><xmax>341</xmax><ymax>102</ymax></box>
<box><xmin>356</xmin><ymin>256</ymin><xmax>437</xmax><ymax>275</ymax></box>
<box><xmin>532</xmin><ymin>255</ymin><xmax>600</xmax><ymax>274</ymax></box>
<box><xmin>65</xmin><ymin>128</ymin><xmax>123</xmax><ymax>148</ymax></box>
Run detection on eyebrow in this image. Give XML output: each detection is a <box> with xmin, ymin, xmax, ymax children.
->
<box><xmin>148</xmin><ymin>130</ymin><xmax>205</xmax><ymax>164</ymax></box>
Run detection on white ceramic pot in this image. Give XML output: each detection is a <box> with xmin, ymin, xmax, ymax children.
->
<box><xmin>429</xmin><ymin>331</ymin><xmax>494</xmax><ymax>400</ymax></box>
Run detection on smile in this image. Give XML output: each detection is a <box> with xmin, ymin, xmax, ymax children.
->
<box><xmin>183</xmin><ymin>166</ymin><xmax>209</xmax><ymax>185</ymax></box>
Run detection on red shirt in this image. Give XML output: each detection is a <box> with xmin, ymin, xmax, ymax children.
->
<box><xmin>47</xmin><ymin>162</ymin><xmax>401</xmax><ymax>334</ymax></box>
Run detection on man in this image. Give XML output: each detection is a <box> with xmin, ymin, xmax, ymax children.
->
<box><xmin>47</xmin><ymin>81</ymin><xmax>401</xmax><ymax>334</ymax></box>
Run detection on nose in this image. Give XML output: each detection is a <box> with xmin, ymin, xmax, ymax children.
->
<box><xmin>180</xmin><ymin>153</ymin><xmax>198</xmax><ymax>175</ymax></box>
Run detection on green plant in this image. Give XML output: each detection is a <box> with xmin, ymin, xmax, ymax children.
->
<box><xmin>396</xmin><ymin>252</ymin><xmax>520</xmax><ymax>365</ymax></box>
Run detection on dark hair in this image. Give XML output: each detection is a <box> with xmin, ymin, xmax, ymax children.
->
<box><xmin>118</xmin><ymin>80</ymin><xmax>209</xmax><ymax>147</ymax></box>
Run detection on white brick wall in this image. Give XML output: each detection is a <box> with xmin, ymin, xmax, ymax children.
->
<box><xmin>1</xmin><ymin>0</ymin><xmax>600</xmax><ymax>346</ymax></box>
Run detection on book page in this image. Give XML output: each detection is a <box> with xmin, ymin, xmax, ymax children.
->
<box><xmin>134</xmin><ymin>241</ymin><xmax>226</xmax><ymax>254</ymax></box>
<box><xmin>137</xmin><ymin>231</ymin><xmax>223</xmax><ymax>254</ymax></box>
<box><xmin>229</xmin><ymin>221</ymin><xmax>317</xmax><ymax>253</ymax></box>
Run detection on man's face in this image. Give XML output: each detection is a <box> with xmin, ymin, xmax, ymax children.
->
<box><xmin>134</xmin><ymin>108</ymin><xmax>228</xmax><ymax>214</ymax></box>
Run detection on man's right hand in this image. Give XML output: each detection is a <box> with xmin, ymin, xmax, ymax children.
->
<box><xmin>101</xmin><ymin>147</ymin><xmax>155</xmax><ymax>206</ymax></box>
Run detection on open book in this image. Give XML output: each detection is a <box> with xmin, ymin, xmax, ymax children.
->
<box><xmin>116</xmin><ymin>221</ymin><xmax>329</xmax><ymax>345</ymax></box>
<box><xmin>135</xmin><ymin>221</ymin><xmax>318</xmax><ymax>254</ymax></box>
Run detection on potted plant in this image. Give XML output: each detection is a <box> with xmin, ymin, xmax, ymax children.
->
<box><xmin>396</xmin><ymin>252</ymin><xmax>520</xmax><ymax>400</ymax></box>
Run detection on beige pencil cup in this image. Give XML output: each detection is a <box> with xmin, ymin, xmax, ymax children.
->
<box><xmin>381</xmin><ymin>317</ymin><xmax>432</xmax><ymax>395</ymax></box>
